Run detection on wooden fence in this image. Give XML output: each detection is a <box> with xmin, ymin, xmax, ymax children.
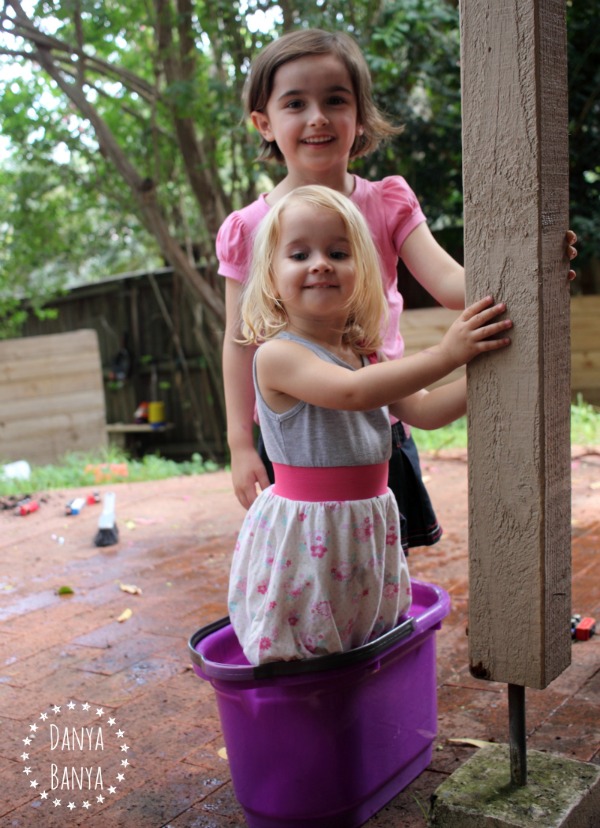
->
<box><xmin>18</xmin><ymin>268</ymin><xmax>225</xmax><ymax>462</ymax></box>
<box><xmin>402</xmin><ymin>295</ymin><xmax>600</xmax><ymax>406</ymax></box>
<box><xmin>8</xmin><ymin>272</ymin><xmax>599</xmax><ymax>466</ymax></box>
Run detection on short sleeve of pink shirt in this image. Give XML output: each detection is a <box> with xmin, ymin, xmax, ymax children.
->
<box><xmin>350</xmin><ymin>176</ymin><xmax>426</xmax><ymax>361</ymax></box>
<box><xmin>216</xmin><ymin>175</ymin><xmax>426</xmax><ymax>360</ymax></box>
<box><xmin>216</xmin><ymin>195</ymin><xmax>270</xmax><ymax>283</ymax></box>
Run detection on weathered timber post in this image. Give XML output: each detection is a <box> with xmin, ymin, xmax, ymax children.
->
<box><xmin>461</xmin><ymin>0</ymin><xmax>571</xmax><ymax>784</ymax></box>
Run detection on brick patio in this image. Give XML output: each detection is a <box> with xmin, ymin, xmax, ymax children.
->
<box><xmin>1</xmin><ymin>449</ymin><xmax>599</xmax><ymax>827</ymax></box>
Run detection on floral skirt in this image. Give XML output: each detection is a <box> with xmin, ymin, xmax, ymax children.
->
<box><xmin>228</xmin><ymin>486</ymin><xmax>412</xmax><ymax>665</ymax></box>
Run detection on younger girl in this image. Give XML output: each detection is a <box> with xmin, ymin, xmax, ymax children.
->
<box><xmin>227</xmin><ymin>185</ymin><xmax>512</xmax><ymax>665</ymax></box>
<box><xmin>218</xmin><ymin>28</ymin><xmax>576</xmax><ymax>550</ymax></box>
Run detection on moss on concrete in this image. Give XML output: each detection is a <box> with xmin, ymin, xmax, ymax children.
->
<box><xmin>430</xmin><ymin>744</ymin><xmax>600</xmax><ymax>827</ymax></box>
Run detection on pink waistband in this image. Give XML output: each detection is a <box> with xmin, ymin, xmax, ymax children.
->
<box><xmin>272</xmin><ymin>462</ymin><xmax>389</xmax><ymax>502</ymax></box>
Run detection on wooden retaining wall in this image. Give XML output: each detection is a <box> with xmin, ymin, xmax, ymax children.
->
<box><xmin>402</xmin><ymin>295</ymin><xmax>600</xmax><ymax>406</ymax></box>
<box><xmin>0</xmin><ymin>329</ymin><xmax>107</xmax><ymax>466</ymax></box>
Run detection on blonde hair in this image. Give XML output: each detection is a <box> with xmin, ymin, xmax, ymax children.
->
<box><xmin>243</xmin><ymin>28</ymin><xmax>403</xmax><ymax>163</ymax></box>
<box><xmin>241</xmin><ymin>185</ymin><xmax>387</xmax><ymax>354</ymax></box>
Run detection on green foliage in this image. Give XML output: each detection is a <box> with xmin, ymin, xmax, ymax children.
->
<box><xmin>411</xmin><ymin>399</ymin><xmax>600</xmax><ymax>453</ymax></box>
<box><xmin>567</xmin><ymin>1</ymin><xmax>600</xmax><ymax>266</ymax></box>
<box><xmin>0</xmin><ymin>0</ymin><xmax>598</xmax><ymax>342</ymax></box>
<box><xmin>2</xmin><ymin>399</ymin><xmax>596</xmax><ymax>496</ymax></box>
<box><xmin>0</xmin><ymin>154</ymin><xmax>159</xmax><ymax>337</ymax></box>
<box><xmin>411</xmin><ymin>416</ymin><xmax>469</xmax><ymax>452</ymax></box>
<box><xmin>0</xmin><ymin>446</ymin><xmax>219</xmax><ymax>496</ymax></box>
<box><xmin>570</xmin><ymin>395</ymin><xmax>600</xmax><ymax>445</ymax></box>
<box><xmin>356</xmin><ymin>0</ymin><xmax>462</xmax><ymax>230</ymax></box>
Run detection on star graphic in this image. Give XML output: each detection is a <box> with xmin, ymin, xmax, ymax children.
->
<box><xmin>121</xmin><ymin>759</ymin><xmax>130</xmax><ymax>768</ymax></box>
<box><xmin>52</xmin><ymin>705</ymin><xmax>61</xmax><ymax>714</ymax></box>
<box><xmin>108</xmin><ymin>785</ymin><xmax>116</xmax><ymax>794</ymax></box>
<box><xmin>53</xmin><ymin>798</ymin><xmax>61</xmax><ymax>807</ymax></box>
<box><xmin>39</xmin><ymin>712</ymin><xmax>48</xmax><ymax>721</ymax></box>
<box><xmin>67</xmin><ymin>701</ymin><xmax>76</xmax><ymax>710</ymax></box>
<box><xmin>82</xmin><ymin>801</ymin><xmax>91</xmax><ymax>809</ymax></box>
<box><xmin>40</xmin><ymin>791</ymin><xmax>48</xmax><ymax>800</ymax></box>
<box><xmin>67</xmin><ymin>802</ymin><xmax>76</xmax><ymax>811</ymax></box>
<box><xmin>96</xmin><ymin>794</ymin><xmax>105</xmax><ymax>803</ymax></box>
<box><xmin>29</xmin><ymin>723</ymin><xmax>38</xmax><ymax>732</ymax></box>
<box><xmin>22</xmin><ymin>737</ymin><xmax>32</xmax><ymax>746</ymax></box>
<box><xmin>20</xmin><ymin>752</ymin><xmax>29</xmax><ymax>761</ymax></box>
<box><xmin>95</xmin><ymin>707</ymin><xmax>104</xmax><ymax>717</ymax></box>
<box><xmin>23</xmin><ymin>767</ymin><xmax>32</xmax><ymax>776</ymax></box>
<box><xmin>120</xmin><ymin>743</ymin><xmax>129</xmax><ymax>752</ymax></box>
<box><xmin>30</xmin><ymin>780</ymin><xmax>39</xmax><ymax>789</ymax></box>
<box><xmin>82</xmin><ymin>702</ymin><xmax>91</xmax><ymax>711</ymax></box>
<box><xmin>107</xmin><ymin>717</ymin><xmax>116</xmax><ymax>726</ymax></box>
<box><xmin>116</xmin><ymin>773</ymin><xmax>125</xmax><ymax>782</ymax></box>
<box><xmin>116</xmin><ymin>729</ymin><xmax>125</xmax><ymax>738</ymax></box>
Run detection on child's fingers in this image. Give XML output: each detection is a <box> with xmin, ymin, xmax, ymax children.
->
<box><xmin>475</xmin><ymin>334</ymin><xmax>512</xmax><ymax>351</ymax></box>
<box><xmin>461</xmin><ymin>296</ymin><xmax>497</xmax><ymax>320</ymax></box>
<box><xmin>474</xmin><ymin>318</ymin><xmax>513</xmax><ymax>341</ymax></box>
<box><xmin>463</xmin><ymin>300</ymin><xmax>508</xmax><ymax>330</ymax></box>
<box><xmin>467</xmin><ymin>316</ymin><xmax>512</xmax><ymax>354</ymax></box>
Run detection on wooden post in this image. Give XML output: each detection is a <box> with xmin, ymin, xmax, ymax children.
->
<box><xmin>461</xmin><ymin>1</ymin><xmax>571</xmax><ymax>690</ymax></box>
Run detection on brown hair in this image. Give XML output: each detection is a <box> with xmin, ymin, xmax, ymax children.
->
<box><xmin>243</xmin><ymin>28</ymin><xmax>403</xmax><ymax>163</ymax></box>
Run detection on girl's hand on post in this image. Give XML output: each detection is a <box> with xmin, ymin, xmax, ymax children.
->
<box><xmin>440</xmin><ymin>296</ymin><xmax>512</xmax><ymax>368</ymax></box>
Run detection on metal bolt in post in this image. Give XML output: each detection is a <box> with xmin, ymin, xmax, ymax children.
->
<box><xmin>508</xmin><ymin>683</ymin><xmax>527</xmax><ymax>786</ymax></box>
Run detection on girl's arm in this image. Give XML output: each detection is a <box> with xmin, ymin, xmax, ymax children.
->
<box><xmin>222</xmin><ymin>279</ymin><xmax>271</xmax><ymax>509</ymax></box>
<box><xmin>389</xmin><ymin>377</ymin><xmax>467</xmax><ymax>429</ymax></box>
<box><xmin>400</xmin><ymin>223</ymin><xmax>466</xmax><ymax>310</ymax></box>
<box><xmin>258</xmin><ymin>297</ymin><xmax>511</xmax><ymax>413</ymax></box>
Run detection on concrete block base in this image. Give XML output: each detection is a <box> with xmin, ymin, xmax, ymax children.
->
<box><xmin>429</xmin><ymin>744</ymin><xmax>600</xmax><ymax>827</ymax></box>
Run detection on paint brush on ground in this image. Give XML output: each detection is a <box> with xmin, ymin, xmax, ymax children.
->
<box><xmin>94</xmin><ymin>491</ymin><xmax>119</xmax><ymax>547</ymax></box>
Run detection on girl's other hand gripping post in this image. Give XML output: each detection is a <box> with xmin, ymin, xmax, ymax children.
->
<box><xmin>441</xmin><ymin>296</ymin><xmax>512</xmax><ymax>368</ymax></box>
<box><xmin>566</xmin><ymin>229</ymin><xmax>578</xmax><ymax>281</ymax></box>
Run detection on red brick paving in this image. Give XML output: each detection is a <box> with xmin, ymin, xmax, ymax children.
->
<box><xmin>1</xmin><ymin>449</ymin><xmax>599</xmax><ymax>827</ymax></box>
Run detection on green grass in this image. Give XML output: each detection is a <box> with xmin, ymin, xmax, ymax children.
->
<box><xmin>0</xmin><ymin>446</ymin><xmax>219</xmax><ymax>496</ymax></box>
<box><xmin>1</xmin><ymin>398</ymin><xmax>598</xmax><ymax>495</ymax></box>
<box><xmin>410</xmin><ymin>396</ymin><xmax>600</xmax><ymax>454</ymax></box>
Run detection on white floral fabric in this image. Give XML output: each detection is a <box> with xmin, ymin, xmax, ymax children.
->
<box><xmin>228</xmin><ymin>487</ymin><xmax>411</xmax><ymax>664</ymax></box>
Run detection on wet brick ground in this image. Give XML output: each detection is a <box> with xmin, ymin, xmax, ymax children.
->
<box><xmin>0</xmin><ymin>448</ymin><xmax>598</xmax><ymax>827</ymax></box>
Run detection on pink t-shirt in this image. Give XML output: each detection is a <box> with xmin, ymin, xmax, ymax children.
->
<box><xmin>216</xmin><ymin>175</ymin><xmax>426</xmax><ymax>361</ymax></box>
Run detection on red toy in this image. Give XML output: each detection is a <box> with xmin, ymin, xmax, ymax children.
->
<box><xmin>16</xmin><ymin>499</ymin><xmax>39</xmax><ymax>516</ymax></box>
<box><xmin>574</xmin><ymin>617</ymin><xmax>596</xmax><ymax>641</ymax></box>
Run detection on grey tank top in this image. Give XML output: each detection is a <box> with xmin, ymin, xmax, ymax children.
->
<box><xmin>254</xmin><ymin>332</ymin><xmax>391</xmax><ymax>468</ymax></box>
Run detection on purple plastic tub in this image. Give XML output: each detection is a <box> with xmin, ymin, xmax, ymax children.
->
<box><xmin>189</xmin><ymin>579</ymin><xmax>450</xmax><ymax>828</ymax></box>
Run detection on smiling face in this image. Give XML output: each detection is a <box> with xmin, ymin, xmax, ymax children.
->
<box><xmin>272</xmin><ymin>201</ymin><xmax>357</xmax><ymax>330</ymax></box>
<box><xmin>251</xmin><ymin>54</ymin><xmax>363</xmax><ymax>181</ymax></box>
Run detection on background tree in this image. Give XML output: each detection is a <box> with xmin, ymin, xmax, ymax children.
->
<box><xmin>0</xmin><ymin>0</ymin><xmax>465</xmax><ymax>328</ymax></box>
<box><xmin>0</xmin><ymin>0</ymin><xmax>597</xmax><ymax>438</ymax></box>
<box><xmin>0</xmin><ymin>0</ymin><xmax>466</xmax><ymax>426</ymax></box>
<box><xmin>567</xmin><ymin>0</ymin><xmax>600</xmax><ymax>292</ymax></box>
